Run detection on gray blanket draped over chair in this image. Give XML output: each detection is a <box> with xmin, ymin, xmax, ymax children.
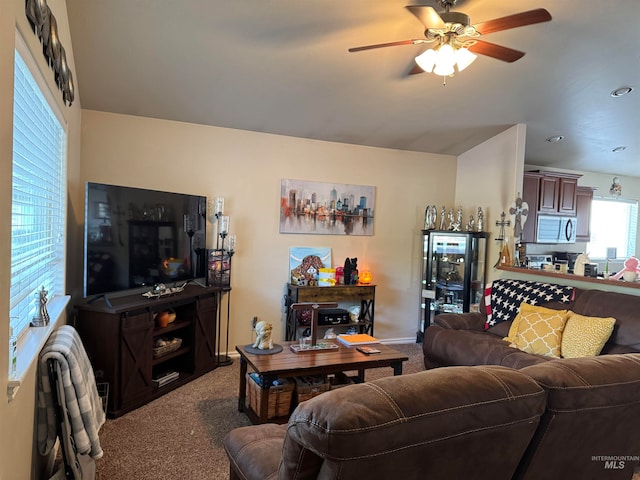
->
<box><xmin>37</xmin><ymin>325</ymin><xmax>106</xmax><ymax>478</ymax></box>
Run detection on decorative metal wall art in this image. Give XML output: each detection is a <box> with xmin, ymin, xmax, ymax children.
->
<box><xmin>25</xmin><ymin>0</ymin><xmax>75</xmax><ymax>106</ymax></box>
<box><xmin>509</xmin><ymin>194</ymin><xmax>529</xmax><ymax>242</ymax></box>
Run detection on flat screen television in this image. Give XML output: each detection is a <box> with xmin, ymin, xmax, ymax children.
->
<box><xmin>84</xmin><ymin>182</ymin><xmax>208</xmax><ymax>299</ymax></box>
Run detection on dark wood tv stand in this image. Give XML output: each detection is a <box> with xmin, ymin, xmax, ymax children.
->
<box><xmin>74</xmin><ymin>284</ymin><xmax>226</xmax><ymax>418</ymax></box>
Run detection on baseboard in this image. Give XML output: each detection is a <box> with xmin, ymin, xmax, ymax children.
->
<box><xmin>379</xmin><ymin>337</ymin><xmax>417</xmax><ymax>345</ymax></box>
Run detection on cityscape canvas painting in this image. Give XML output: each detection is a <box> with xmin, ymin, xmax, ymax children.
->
<box><xmin>280</xmin><ymin>179</ymin><xmax>375</xmax><ymax>236</ymax></box>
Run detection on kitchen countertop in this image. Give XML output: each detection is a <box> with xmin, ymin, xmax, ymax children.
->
<box><xmin>497</xmin><ymin>265</ymin><xmax>640</xmax><ymax>292</ymax></box>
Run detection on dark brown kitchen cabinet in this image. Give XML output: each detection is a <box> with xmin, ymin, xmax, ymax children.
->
<box><xmin>521</xmin><ymin>171</ymin><xmax>582</xmax><ymax>243</ymax></box>
<box><xmin>75</xmin><ymin>284</ymin><xmax>223</xmax><ymax>418</ymax></box>
<box><xmin>575</xmin><ymin>186</ymin><xmax>595</xmax><ymax>242</ymax></box>
<box><xmin>538</xmin><ymin>173</ymin><xmax>579</xmax><ymax>215</ymax></box>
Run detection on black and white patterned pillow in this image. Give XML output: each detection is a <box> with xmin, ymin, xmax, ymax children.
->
<box><xmin>484</xmin><ymin>279</ymin><xmax>574</xmax><ymax>330</ymax></box>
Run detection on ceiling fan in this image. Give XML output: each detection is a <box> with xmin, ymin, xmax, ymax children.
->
<box><xmin>348</xmin><ymin>1</ymin><xmax>551</xmax><ymax>79</ymax></box>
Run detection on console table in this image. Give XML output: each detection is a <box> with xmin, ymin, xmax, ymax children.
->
<box><xmin>284</xmin><ymin>284</ymin><xmax>376</xmax><ymax>341</ymax></box>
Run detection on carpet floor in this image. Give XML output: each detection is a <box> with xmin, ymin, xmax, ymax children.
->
<box><xmin>94</xmin><ymin>342</ymin><xmax>425</xmax><ymax>480</ymax></box>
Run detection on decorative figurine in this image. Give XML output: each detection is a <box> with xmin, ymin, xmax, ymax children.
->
<box><xmin>611</xmin><ymin>256</ymin><xmax>640</xmax><ymax>281</ymax></box>
<box><xmin>476</xmin><ymin>207</ymin><xmax>484</xmax><ymax>232</ymax></box>
<box><xmin>450</xmin><ymin>206</ymin><xmax>463</xmax><ymax>231</ymax></box>
<box><xmin>610</xmin><ymin>177</ymin><xmax>622</xmax><ymax>197</ymax></box>
<box><xmin>31</xmin><ymin>286</ymin><xmax>50</xmax><ymax>327</ymax></box>
<box><xmin>252</xmin><ymin>320</ymin><xmax>274</xmax><ymax>350</ymax></box>
<box><xmin>447</xmin><ymin>208</ymin><xmax>454</xmax><ymax>230</ymax></box>
<box><xmin>440</xmin><ymin>206</ymin><xmax>446</xmax><ymax>230</ymax></box>
<box><xmin>466</xmin><ymin>214</ymin><xmax>475</xmax><ymax>232</ymax></box>
<box><xmin>424</xmin><ymin>205</ymin><xmax>437</xmax><ymax>230</ymax></box>
<box><xmin>424</xmin><ymin>205</ymin><xmax>432</xmax><ymax>229</ymax></box>
<box><xmin>343</xmin><ymin>257</ymin><xmax>358</xmax><ymax>285</ymax></box>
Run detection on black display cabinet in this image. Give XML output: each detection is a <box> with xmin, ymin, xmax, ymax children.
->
<box><xmin>418</xmin><ymin>230</ymin><xmax>489</xmax><ymax>342</ymax></box>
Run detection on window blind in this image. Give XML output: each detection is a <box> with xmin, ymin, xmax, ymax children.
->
<box><xmin>11</xmin><ymin>46</ymin><xmax>67</xmax><ymax>338</ymax></box>
<box><xmin>587</xmin><ymin>197</ymin><xmax>638</xmax><ymax>259</ymax></box>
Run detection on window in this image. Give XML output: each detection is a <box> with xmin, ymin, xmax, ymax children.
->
<box><xmin>587</xmin><ymin>197</ymin><xmax>638</xmax><ymax>259</ymax></box>
<box><xmin>11</xmin><ymin>36</ymin><xmax>67</xmax><ymax>340</ymax></box>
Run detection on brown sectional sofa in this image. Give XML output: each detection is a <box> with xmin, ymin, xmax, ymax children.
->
<box><xmin>423</xmin><ymin>286</ymin><xmax>640</xmax><ymax>370</ymax></box>
<box><xmin>224</xmin><ymin>354</ymin><xmax>640</xmax><ymax>480</ymax></box>
<box><xmin>224</xmin><ymin>283</ymin><xmax>640</xmax><ymax>479</ymax></box>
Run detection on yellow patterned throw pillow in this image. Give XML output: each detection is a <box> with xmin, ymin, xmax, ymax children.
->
<box><xmin>503</xmin><ymin>303</ymin><xmax>568</xmax><ymax>345</ymax></box>
<box><xmin>509</xmin><ymin>303</ymin><xmax>570</xmax><ymax>358</ymax></box>
<box><xmin>561</xmin><ymin>312</ymin><xmax>616</xmax><ymax>358</ymax></box>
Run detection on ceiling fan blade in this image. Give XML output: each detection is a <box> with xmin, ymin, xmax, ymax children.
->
<box><xmin>474</xmin><ymin>9</ymin><xmax>552</xmax><ymax>35</ymax></box>
<box><xmin>405</xmin><ymin>5</ymin><xmax>446</xmax><ymax>29</ymax></box>
<box><xmin>467</xmin><ymin>40</ymin><xmax>525</xmax><ymax>63</ymax></box>
<box><xmin>408</xmin><ymin>64</ymin><xmax>425</xmax><ymax>75</ymax></box>
<box><xmin>348</xmin><ymin>39</ymin><xmax>426</xmax><ymax>53</ymax></box>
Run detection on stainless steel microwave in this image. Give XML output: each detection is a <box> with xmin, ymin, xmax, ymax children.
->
<box><xmin>536</xmin><ymin>215</ymin><xmax>577</xmax><ymax>243</ymax></box>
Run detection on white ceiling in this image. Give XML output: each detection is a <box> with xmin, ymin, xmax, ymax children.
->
<box><xmin>65</xmin><ymin>0</ymin><xmax>640</xmax><ymax>177</ymax></box>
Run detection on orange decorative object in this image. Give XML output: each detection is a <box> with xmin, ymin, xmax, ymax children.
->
<box><xmin>156</xmin><ymin>311</ymin><xmax>170</xmax><ymax>328</ymax></box>
<box><xmin>359</xmin><ymin>271</ymin><xmax>373</xmax><ymax>284</ymax></box>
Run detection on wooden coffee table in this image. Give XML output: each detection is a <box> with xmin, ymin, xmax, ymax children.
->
<box><xmin>236</xmin><ymin>341</ymin><xmax>409</xmax><ymax>424</ymax></box>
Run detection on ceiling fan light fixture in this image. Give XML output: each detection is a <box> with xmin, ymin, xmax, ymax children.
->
<box><xmin>455</xmin><ymin>47</ymin><xmax>477</xmax><ymax>71</ymax></box>
<box><xmin>432</xmin><ymin>49</ymin><xmax>456</xmax><ymax>75</ymax></box>
<box><xmin>415</xmin><ymin>48</ymin><xmax>437</xmax><ymax>73</ymax></box>
<box><xmin>433</xmin><ymin>61</ymin><xmax>455</xmax><ymax>76</ymax></box>
<box><xmin>416</xmin><ymin>42</ymin><xmax>476</xmax><ymax>76</ymax></box>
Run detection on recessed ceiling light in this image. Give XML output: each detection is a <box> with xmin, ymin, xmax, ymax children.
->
<box><xmin>612</xmin><ymin>146</ymin><xmax>626</xmax><ymax>153</ymax></box>
<box><xmin>611</xmin><ymin>87</ymin><xmax>633</xmax><ymax>97</ymax></box>
<box><xmin>546</xmin><ymin>135</ymin><xmax>564</xmax><ymax>143</ymax></box>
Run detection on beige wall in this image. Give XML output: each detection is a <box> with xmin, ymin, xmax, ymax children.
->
<box><xmin>1</xmin><ymin>1</ymin><xmax>82</xmax><ymax>478</ymax></box>
<box><xmin>457</xmin><ymin>124</ymin><xmax>527</xmax><ymax>282</ymax></box>
<box><xmin>79</xmin><ymin>111</ymin><xmax>459</xmax><ymax>345</ymax></box>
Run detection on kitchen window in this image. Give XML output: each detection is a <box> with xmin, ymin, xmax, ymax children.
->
<box><xmin>587</xmin><ymin>197</ymin><xmax>637</xmax><ymax>259</ymax></box>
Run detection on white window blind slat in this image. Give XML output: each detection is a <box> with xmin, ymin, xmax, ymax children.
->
<box><xmin>11</xmin><ymin>44</ymin><xmax>67</xmax><ymax>341</ymax></box>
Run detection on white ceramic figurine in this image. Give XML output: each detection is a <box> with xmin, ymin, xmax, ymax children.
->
<box><xmin>253</xmin><ymin>321</ymin><xmax>274</xmax><ymax>350</ymax></box>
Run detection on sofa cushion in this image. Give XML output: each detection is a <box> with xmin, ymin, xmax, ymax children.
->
<box><xmin>283</xmin><ymin>366</ymin><xmax>546</xmax><ymax>480</ymax></box>
<box><xmin>516</xmin><ymin>354</ymin><xmax>640</xmax><ymax>480</ymax></box>
<box><xmin>223</xmin><ymin>423</ymin><xmax>287</xmax><ymax>480</ymax></box>
<box><xmin>561</xmin><ymin>312</ymin><xmax>616</xmax><ymax>358</ymax></box>
<box><xmin>487</xmin><ymin>320</ymin><xmax>511</xmax><ymax>338</ymax></box>
<box><xmin>508</xmin><ymin>304</ymin><xmax>570</xmax><ymax>358</ymax></box>
<box><xmin>484</xmin><ymin>279</ymin><xmax>574</xmax><ymax>330</ymax></box>
<box><xmin>424</xmin><ymin>326</ymin><xmax>521</xmax><ymax>367</ymax></box>
<box><xmin>572</xmin><ymin>289</ymin><xmax>640</xmax><ymax>352</ymax></box>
